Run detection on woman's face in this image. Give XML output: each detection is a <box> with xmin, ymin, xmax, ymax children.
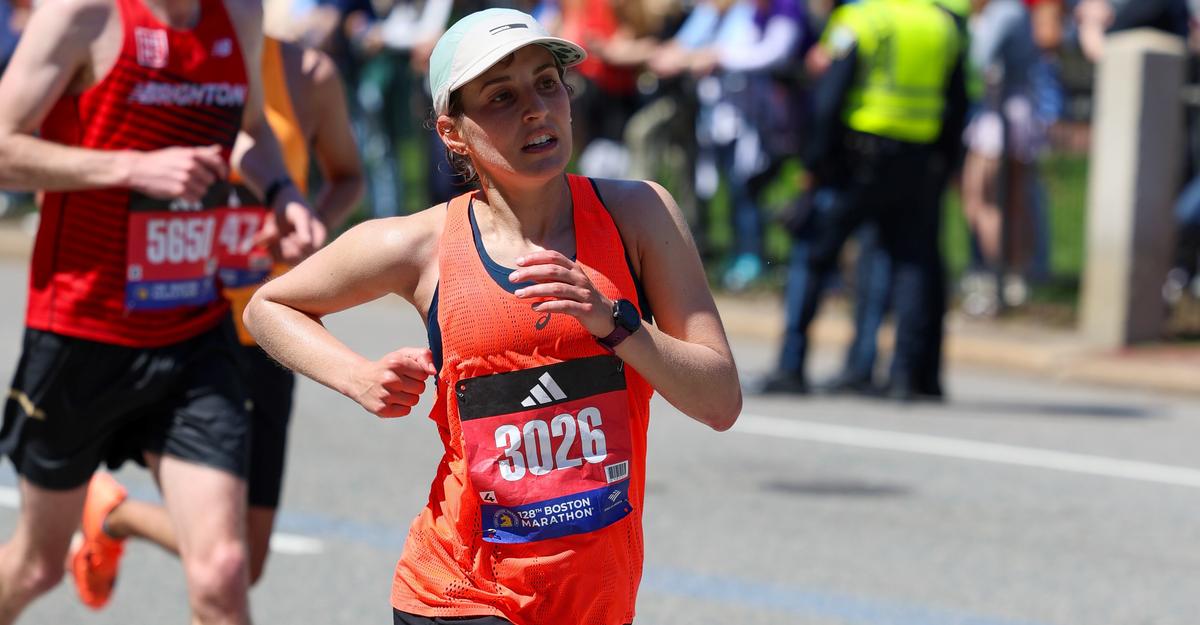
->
<box><xmin>442</xmin><ymin>45</ymin><xmax>572</xmax><ymax>185</ymax></box>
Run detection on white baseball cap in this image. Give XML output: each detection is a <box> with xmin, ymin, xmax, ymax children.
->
<box><xmin>428</xmin><ymin>8</ymin><xmax>587</xmax><ymax>115</ymax></box>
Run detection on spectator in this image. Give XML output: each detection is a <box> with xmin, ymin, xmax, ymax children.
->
<box><xmin>558</xmin><ymin>0</ymin><xmax>645</xmax><ymax>178</ymax></box>
<box><xmin>761</xmin><ymin>0</ymin><xmax>967</xmax><ymax>399</ymax></box>
<box><xmin>371</xmin><ymin>0</ymin><xmax>456</xmax><ymax>205</ymax></box>
<box><xmin>959</xmin><ymin>0</ymin><xmax>1046</xmax><ymax>312</ymax></box>
<box><xmin>652</xmin><ymin>0</ymin><xmax>805</xmax><ymax>291</ymax></box>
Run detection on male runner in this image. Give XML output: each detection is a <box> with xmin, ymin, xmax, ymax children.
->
<box><xmin>68</xmin><ymin>34</ymin><xmax>364</xmax><ymax>608</ymax></box>
<box><xmin>0</xmin><ymin>0</ymin><xmax>325</xmax><ymax>621</ymax></box>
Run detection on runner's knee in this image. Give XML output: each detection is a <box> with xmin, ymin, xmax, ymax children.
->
<box><xmin>183</xmin><ymin>539</ymin><xmax>247</xmax><ymax>612</ymax></box>
<box><xmin>7</xmin><ymin>555</ymin><xmax>64</xmax><ymax>600</ymax></box>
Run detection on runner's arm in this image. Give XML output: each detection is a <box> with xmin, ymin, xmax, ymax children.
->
<box><xmin>0</xmin><ymin>0</ymin><xmax>133</xmax><ymax>191</ymax></box>
<box><xmin>244</xmin><ymin>211</ymin><xmax>439</xmax><ymax>406</ymax></box>
<box><xmin>515</xmin><ymin>180</ymin><xmax>741</xmax><ymax>431</ymax></box>
<box><xmin>227</xmin><ymin>0</ymin><xmax>297</xmax><ymax>201</ymax></box>
<box><xmin>605</xmin><ymin>181</ymin><xmax>741</xmax><ymax>431</ymax></box>
<box><xmin>226</xmin><ymin>0</ymin><xmax>325</xmax><ymax>259</ymax></box>
<box><xmin>304</xmin><ymin>47</ymin><xmax>364</xmax><ymax>232</ymax></box>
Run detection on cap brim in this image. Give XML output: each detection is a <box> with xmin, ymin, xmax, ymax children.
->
<box><xmin>445</xmin><ymin>36</ymin><xmax>587</xmax><ymax>100</ymax></box>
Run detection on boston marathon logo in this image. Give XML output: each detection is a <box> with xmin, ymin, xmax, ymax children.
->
<box><xmin>494</xmin><ymin>496</ymin><xmax>596</xmax><ymax>531</ymax></box>
<box><xmin>493</xmin><ymin>509</ymin><xmax>519</xmax><ymax>529</ymax></box>
<box><xmin>129</xmin><ymin>82</ymin><xmax>247</xmax><ymax>107</ymax></box>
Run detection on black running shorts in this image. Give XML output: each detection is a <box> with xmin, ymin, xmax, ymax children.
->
<box><xmin>0</xmin><ymin>322</ymin><xmax>250</xmax><ymax>490</ymax></box>
<box><xmin>236</xmin><ymin>342</ymin><xmax>294</xmax><ymax>509</ymax></box>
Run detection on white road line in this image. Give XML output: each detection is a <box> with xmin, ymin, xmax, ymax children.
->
<box><xmin>268</xmin><ymin>533</ymin><xmax>324</xmax><ymax>555</ymax></box>
<box><xmin>736</xmin><ymin>414</ymin><xmax>1200</xmax><ymax>489</ymax></box>
<box><xmin>0</xmin><ymin>486</ymin><xmax>324</xmax><ymax>554</ymax></box>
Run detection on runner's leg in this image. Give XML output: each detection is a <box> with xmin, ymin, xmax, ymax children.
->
<box><xmin>246</xmin><ymin>507</ymin><xmax>274</xmax><ymax>584</ymax></box>
<box><xmin>94</xmin><ymin>340</ymin><xmax>289</xmax><ymax>588</ymax></box>
<box><xmin>104</xmin><ymin>497</ymin><xmax>178</xmax><ymax>553</ymax></box>
<box><xmin>89</xmin><ymin>492</ymin><xmax>278</xmax><ymax>585</ymax></box>
<box><xmin>0</xmin><ymin>481</ymin><xmax>86</xmax><ymax>624</ymax></box>
<box><xmin>153</xmin><ymin>453</ymin><xmax>250</xmax><ymax>625</ymax></box>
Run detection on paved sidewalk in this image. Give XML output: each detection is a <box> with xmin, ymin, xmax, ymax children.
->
<box><xmin>716</xmin><ymin>293</ymin><xmax>1199</xmax><ymax>396</ymax></box>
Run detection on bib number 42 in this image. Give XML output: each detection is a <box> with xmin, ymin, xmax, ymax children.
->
<box><xmin>495</xmin><ymin>407</ymin><xmax>607</xmax><ymax>482</ymax></box>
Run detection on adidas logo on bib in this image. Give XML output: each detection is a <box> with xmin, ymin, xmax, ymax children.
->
<box><xmin>520</xmin><ymin>373</ymin><xmax>567</xmax><ymax>407</ymax></box>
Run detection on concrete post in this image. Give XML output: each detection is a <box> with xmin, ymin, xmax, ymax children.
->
<box><xmin>1080</xmin><ymin>29</ymin><xmax>1188</xmax><ymax>348</ymax></box>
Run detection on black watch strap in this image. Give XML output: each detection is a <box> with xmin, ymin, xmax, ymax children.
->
<box><xmin>264</xmin><ymin>176</ymin><xmax>294</xmax><ymax>208</ymax></box>
<box><xmin>597</xmin><ymin>299</ymin><xmax>640</xmax><ymax>350</ymax></box>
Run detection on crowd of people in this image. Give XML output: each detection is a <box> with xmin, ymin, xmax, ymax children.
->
<box><xmin>172</xmin><ymin>0</ymin><xmax>1195</xmax><ymax>389</ymax></box>
<box><xmin>0</xmin><ymin>0</ymin><xmax>1196</xmax><ymax>623</ymax></box>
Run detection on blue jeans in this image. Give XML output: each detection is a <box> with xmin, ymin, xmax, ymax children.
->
<box><xmin>843</xmin><ymin>224</ymin><xmax>892</xmax><ymax>382</ymax></box>
<box><xmin>779</xmin><ymin>139</ymin><xmax>944</xmax><ymax>389</ymax></box>
<box><xmin>777</xmin><ymin>189</ymin><xmax>837</xmax><ymax>375</ymax></box>
<box><xmin>778</xmin><ymin>201</ymin><xmax>893</xmax><ymax>383</ymax></box>
<box><xmin>717</xmin><ymin>142</ymin><xmax>765</xmax><ymax>260</ymax></box>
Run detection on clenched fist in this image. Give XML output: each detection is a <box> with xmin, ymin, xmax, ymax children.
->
<box><xmin>349</xmin><ymin>347</ymin><xmax>437</xmax><ymax>418</ymax></box>
<box><xmin>126</xmin><ymin>144</ymin><xmax>228</xmax><ymax>202</ymax></box>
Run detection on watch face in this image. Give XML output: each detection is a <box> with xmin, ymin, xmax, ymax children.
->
<box><xmin>614</xmin><ymin>299</ymin><xmax>640</xmax><ymax>332</ymax></box>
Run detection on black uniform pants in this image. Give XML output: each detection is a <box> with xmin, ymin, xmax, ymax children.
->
<box><xmin>797</xmin><ymin>133</ymin><xmax>945</xmax><ymax>391</ymax></box>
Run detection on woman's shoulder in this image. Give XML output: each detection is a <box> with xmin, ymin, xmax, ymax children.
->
<box><xmin>590</xmin><ymin>177</ymin><xmax>671</xmax><ymax>209</ymax></box>
<box><xmin>339</xmin><ymin>203</ymin><xmax>449</xmax><ymax>266</ymax></box>
<box><xmin>590</xmin><ymin>177</ymin><xmax>681</xmax><ymax>229</ymax></box>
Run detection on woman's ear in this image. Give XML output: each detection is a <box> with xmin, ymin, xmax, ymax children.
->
<box><xmin>436</xmin><ymin>115</ymin><xmax>468</xmax><ymax>155</ymax></box>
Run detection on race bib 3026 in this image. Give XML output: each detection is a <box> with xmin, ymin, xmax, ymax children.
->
<box><xmin>456</xmin><ymin>355</ymin><xmax>634</xmax><ymax>544</ymax></box>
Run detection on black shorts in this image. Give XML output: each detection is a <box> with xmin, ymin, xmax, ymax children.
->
<box><xmin>235</xmin><ymin>342</ymin><xmax>294</xmax><ymax>509</ymax></box>
<box><xmin>0</xmin><ymin>322</ymin><xmax>250</xmax><ymax>490</ymax></box>
<box><xmin>392</xmin><ymin>610</ymin><xmax>511</xmax><ymax>625</ymax></box>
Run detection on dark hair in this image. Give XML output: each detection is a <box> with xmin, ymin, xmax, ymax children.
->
<box><xmin>424</xmin><ymin>57</ymin><xmax>572</xmax><ymax>188</ymax></box>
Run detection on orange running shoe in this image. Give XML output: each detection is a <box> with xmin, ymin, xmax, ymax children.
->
<box><xmin>69</xmin><ymin>472</ymin><xmax>128</xmax><ymax>609</ymax></box>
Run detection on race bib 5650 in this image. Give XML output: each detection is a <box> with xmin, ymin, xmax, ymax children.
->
<box><xmin>125</xmin><ymin>208</ymin><xmax>220</xmax><ymax>311</ymax></box>
<box><xmin>456</xmin><ymin>356</ymin><xmax>634</xmax><ymax>544</ymax></box>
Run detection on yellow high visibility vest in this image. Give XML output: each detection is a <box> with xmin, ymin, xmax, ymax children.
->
<box><xmin>824</xmin><ymin>0</ymin><xmax>960</xmax><ymax>144</ymax></box>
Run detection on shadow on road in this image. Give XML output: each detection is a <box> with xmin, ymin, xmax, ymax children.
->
<box><xmin>761</xmin><ymin>479</ymin><xmax>910</xmax><ymax>498</ymax></box>
<box><xmin>946</xmin><ymin>399</ymin><xmax>1156</xmax><ymax>420</ymax></box>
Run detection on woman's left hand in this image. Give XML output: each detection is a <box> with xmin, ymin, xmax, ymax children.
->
<box><xmin>510</xmin><ymin>250</ymin><xmax>615</xmax><ymax>338</ymax></box>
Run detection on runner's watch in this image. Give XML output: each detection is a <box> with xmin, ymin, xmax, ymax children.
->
<box><xmin>597</xmin><ymin>299</ymin><xmax>640</xmax><ymax>350</ymax></box>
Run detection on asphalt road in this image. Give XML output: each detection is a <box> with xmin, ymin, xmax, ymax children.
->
<box><xmin>0</xmin><ymin>257</ymin><xmax>1196</xmax><ymax>625</ymax></box>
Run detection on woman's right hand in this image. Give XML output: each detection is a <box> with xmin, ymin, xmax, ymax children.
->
<box><xmin>350</xmin><ymin>347</ymin><xmax>437</xmax><ymax>418</ymax></box>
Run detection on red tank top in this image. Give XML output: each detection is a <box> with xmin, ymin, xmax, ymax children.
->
<box><xmin>30</xmin><ymin>0</ymin><xmax>247</xmax><ymax>347</ymax></box>
<box><xmin>391</xmin><ymin>175</ymin><xmax>653</xmax><ymax>625</ymax></box>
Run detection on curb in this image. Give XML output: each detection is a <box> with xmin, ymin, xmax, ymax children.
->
<box><xmin>716</xmin><ymin>294</ymin><xmax>1199</xmax><ymax>396</ymax></box>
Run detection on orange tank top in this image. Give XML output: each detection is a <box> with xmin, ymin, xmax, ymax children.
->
<box><xmin>391</xmin><ymin>175</ymin><xmax>653</xmax><ymax>625</ymax></box>
<box><xmin>224</xmin><ymin>36</ymin><xmax>309</xmax><ymax>345</ymax></box>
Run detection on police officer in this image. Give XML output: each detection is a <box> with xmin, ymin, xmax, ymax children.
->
<box><xmin>761</xmin><ymin>0</ymin><xmax>968</xmax><ymax>399</ymax></box>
